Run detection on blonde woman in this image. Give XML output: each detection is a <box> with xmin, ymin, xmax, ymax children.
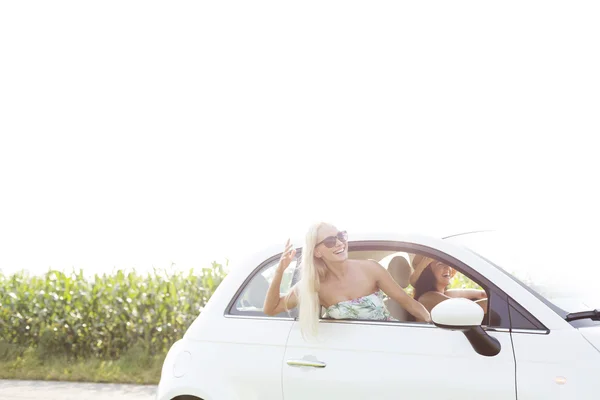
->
<box><xmin>263</xmin><ymin>222</ymin><xmax>431</xmax><ymax>337</ymax></box>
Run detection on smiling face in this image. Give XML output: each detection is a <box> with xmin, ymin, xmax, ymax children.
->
<box><xmin>430</xmin><ymin>261</ymin><xmax>455</xmax><ymax>286</ymax></box>
<box><xmin>314</xmin><ymin>224</ymin><xmax>348</xmax><ymax>263</ymax></box>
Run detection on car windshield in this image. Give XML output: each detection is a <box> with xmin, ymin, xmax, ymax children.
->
<box><xmin>445</xmin><ymin>230</ymin><xmax>600</xmax><ymax>315</ymax></box>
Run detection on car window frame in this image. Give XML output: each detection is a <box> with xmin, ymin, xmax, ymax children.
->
<box><xmin>224</xmin><ymin>250</ymin><xmax>301</xmax><ymax>320</ymax></box>
<box><xmin>316</xmin><ymin>240</ymin><xmax>547</xmax><ymax>333</ymax></box>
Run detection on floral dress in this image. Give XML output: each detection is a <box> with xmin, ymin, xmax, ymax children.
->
<box><xmin>323</xmin><ymin>290</ymin><xmax>397</xmax><ymax>321</ymax></box>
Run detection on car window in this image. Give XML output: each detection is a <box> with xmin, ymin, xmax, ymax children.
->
<box><xmin>228</xmin><ymin>245</ymin><xmax>508</xmax><ymax>328</ymax></box>
<box><xmin>319</xmin><ymin>249</ymin><xmax>498</xmax><ymax>327</ymax></box>
<box><xmin>228</xmin><ymin>257</ymin><xmax>297</xmax><ymax>317</ymax></box>
<box><xmin>449</xmin><ymin>271</ymin><xmax>484</xmax><ymax>291</ymax></box>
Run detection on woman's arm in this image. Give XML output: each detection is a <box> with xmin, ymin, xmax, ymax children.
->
<box><xmin>263</xmin><ymin>273</ymin><xmax>298</xmax><ymax>316</ymax></box>
<box><xmin>263</xmin><ymin>239</ymin><xmax>299</xmax><ymax>316</ymax></box>
<box><xmin>369</xmin><ymin>261</ymin><xmax>431</xmax><ymax>323</ymax></box>
<box><xmin>417</xmin><ymin>291</ymin><xmax>450</xmax><ymax>317</ymax></box>
<box><xmin>446</xmin><ymin>288</ymin><xmax>486</xmax><ymax>300</ymax></box>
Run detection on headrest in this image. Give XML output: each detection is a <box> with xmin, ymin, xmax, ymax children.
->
<box><xmin>388</xmin><ymin>254</ymin><xmax>413</xmax><ymax>288</ymax></box>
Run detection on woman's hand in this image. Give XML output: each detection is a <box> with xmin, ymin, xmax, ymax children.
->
<box><xmin>277</xmin><ymin>238</ymin><xmax>297</xmax><ymax>273</ymax></box>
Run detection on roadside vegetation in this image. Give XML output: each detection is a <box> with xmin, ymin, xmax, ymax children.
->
<box><xmin>0</xmin><ymin>263</ymin><xmax>226</xmax><ymax>384</ymax></box>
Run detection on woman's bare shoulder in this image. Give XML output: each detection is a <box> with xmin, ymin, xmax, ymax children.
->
<box><xmin>354</xmin><ymin>258</ymin><xmax>384</xmax><ymax>274</ymax></box>
<box><xmin>346</xmin><ymin>259</ymin><xmax>387</xmax><ymax>286</ymax></box>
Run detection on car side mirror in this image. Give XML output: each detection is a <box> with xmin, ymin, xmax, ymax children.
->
<box><xmin>431</xmin><ymin>298</ymin><xmax>501</xmax><ymax>357</ymax></box>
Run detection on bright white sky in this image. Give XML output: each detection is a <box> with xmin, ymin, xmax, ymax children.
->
<box><xmin>1</xmin><ymin>2</ymin><xmax>599</xmax><ymax>277</ymax></box>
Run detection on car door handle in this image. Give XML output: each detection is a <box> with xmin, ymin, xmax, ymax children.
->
<box><xmin>286</xmin><ymin>359</ymin><xmax>327</xmax><ymax>368</ymax></box>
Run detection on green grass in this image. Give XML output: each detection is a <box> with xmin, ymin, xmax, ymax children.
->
<box><xmin>0</xmin><ymin>345</ymin><xmax>163</xmax><ymax>384</ymax></box>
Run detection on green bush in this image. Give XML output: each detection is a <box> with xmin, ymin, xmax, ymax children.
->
<box><xmin>0</xmin><ymin>262</ymin><xmax>227</xmax><ymax>360</ymax></box>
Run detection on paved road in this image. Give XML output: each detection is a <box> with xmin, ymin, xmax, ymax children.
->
<box><xmin>0</xmin><ymin>379</ymin><xmax>157</xmax><ymax>400</ymax></box>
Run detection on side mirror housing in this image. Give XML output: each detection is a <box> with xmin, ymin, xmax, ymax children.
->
<box><xmin>431</xmin><ymin>297</ymin><xmax>484</xmax><ymax>329</ymax></box>
<box><xmin>431</xmin><ymin>298</ymin><xmax>501</xmax><ymax>357</ymax></box>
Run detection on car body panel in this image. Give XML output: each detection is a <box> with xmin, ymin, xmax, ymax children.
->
<box><xmin>579</xmin><ymin>326</ymin><xmax>600</xmax><ymax>352</ymax></box>
<box><xmin>157</xmin><ymin>318</ymin><xmax>294</xmax><ymax>400</ymax></box>
<box><xmin>511</xmin><ymin>329</ymin><xmax>600</xmax><ymax>399</ymax></box>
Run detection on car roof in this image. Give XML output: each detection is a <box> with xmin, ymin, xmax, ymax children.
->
<box><xmin>227</xmin><ymin>229</ymin><xmax>489</xmax><ymax>276</ymax></box>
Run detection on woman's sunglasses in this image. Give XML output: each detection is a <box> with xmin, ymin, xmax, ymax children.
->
<box><xmin>315</xmin><ymin>230</ymin><xmax>348</xmax><ymax>248</ymax></box>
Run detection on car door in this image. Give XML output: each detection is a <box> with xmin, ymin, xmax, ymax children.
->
<box><xmin>283</xmin><ymin>320</ymin><xmax>515</xmax><ymax>399</ymax></box>
<box><xmin>282</xmin><ymin>239</ymin><xmax>517</xmax><ymax>400</ymax></box>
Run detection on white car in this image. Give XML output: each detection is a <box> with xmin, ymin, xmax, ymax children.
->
<box><xmin>156</xmin><ymin>230</ymin><xmax>600</xmax><ymax>400</ymax></box>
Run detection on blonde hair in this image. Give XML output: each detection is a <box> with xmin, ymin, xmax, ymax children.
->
<box><xmin>297</xmin><ymin>221</ymin><xmax>331</xmax><ymax>339</ymax></box>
